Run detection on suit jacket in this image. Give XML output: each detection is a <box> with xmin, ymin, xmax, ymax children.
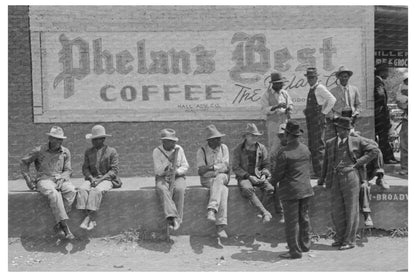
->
<box><xmin>330</xmin><ymin>84</ymin><xmax>361</xmax><ymax>117</ymax></box>
<box><xmin>321</xmin><ymin>135</ymin><xmax>378</xmax><ymax>189</ymax></box>
<box><xmin>270</xmin><ymin>140</ymin><xmax>314</xmax><ymax>201</ymax></box>
<box><xmin>232</xmin><ymin>140</ymin><xmax>270</xmax><ymax>180</ymax></box>
<box><xmin>82</xmin><ymin>145</ymin><xmax>122</xmax><ymax>188</ymax></box>
<box><xmin>374</xmin><ymin>76</ymin><xmax>391</xmax><ymax>131</ymax></box>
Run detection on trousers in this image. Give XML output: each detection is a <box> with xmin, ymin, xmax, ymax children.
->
<box><xmin>305</xmin><ymin>114</ymin><xmax>326</xmax><ymax>177</ymax></box>
<box><xmin>399</xmin><ymin>120</ymin><xmax>408</xmax><ymax>171</ymax></box>
<box><xmin>282</xmin><ymin>197</ymin><xmax>312</xmax><ymax>257</ymax></box>
<box><xmin>76</xmin><ymin>180</ymin><xmax>113</xmax><ymax>211</ymax></box>
<box><xmin>155</xmin><ymin>176</ymin><xmax>186</xmax><ymax>223</ymax></box>
<box><xmin>37</xmin><ymin>179</ymin><xmax>76</xmax><ymax>223</ymax></box>
<box><xmin>238</xmin><ymin>179</ymin><xmax>274</xmax><ymax>215</ymax></box>
<box><xmin>331</xmin><ymin>169</ymin><xmax>360</xmax><ymax>245</ymax></box>
<box><xmin>202</xmin><ymin>173</ymin><xmax>229</xmax><ymax>225</ymax></box>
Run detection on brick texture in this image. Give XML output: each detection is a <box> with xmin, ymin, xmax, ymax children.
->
<box><xmin>9</xmin><ymin>6</ymin><xmax>375</xmax><ymax>180</ymax></box>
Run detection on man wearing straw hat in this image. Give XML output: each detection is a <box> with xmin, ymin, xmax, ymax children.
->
<box><xmin>197</xmin><ymin>125</ymin><xmax>230</xmax><ymax>238</ymax></box>
<box><xmin>232</xmin><ymin>123</ymin><xmax>275</xmax><ymax>223</ymax></box>
<box><xmin>76</xmin><ymin>125</ymin><xmax>122</xmax><ymax>231</ymax></box>
<box><xmin>328</xmin><ymin>66</ymin><xmax>362</xmax><ymax>140</ymax></box>
<box><xmin>260</xmin><ymin>72</ymin><xmax>293</xmax><ymax>152</ymax></box>
<box><xmin>153</xmin><ymin>129</ymin><xmax>189</xmax><ymax>231</ymax></box>
<box><xmin>20</xmin><ymin>126</ymin><xmax>76</xmax><ymax>239</ymax></box>
<box><xmin>303</xmin><ymin>67</ymin><xmax>336</xmax><ymax>178</ymax></box>
<box><xmin>271</xmin><ymin>120</ymin><xmax>313</xmax><ymax>259</ymax></box>
<box><xmin>319</xmin><ymin>117</ymin><xmax>378</xmax><ymax>250</ymax></box>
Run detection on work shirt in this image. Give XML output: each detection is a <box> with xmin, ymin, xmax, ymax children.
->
<box><xmin>196</xmin><ymin>143</ymin><xmax>229</xmax><ymax>184</ymax></box>
<box><xmin>21</xmin><ymin>143</ymin><xmax>72</xmax><ymax>182</ymax></box>
<box><xmin>152</xmin><ymin>145</ymin><xmax>189</xmax><ymax>177</ymax></box>
<box><xmin>260</xmin><ymin>88</ymin><xmax>294</xmax><ymax>116</ymax></box>
<box><xmin>309</xmin><ymin>82</ymin><xmax>336</xmax><ymax>115</ymax></box>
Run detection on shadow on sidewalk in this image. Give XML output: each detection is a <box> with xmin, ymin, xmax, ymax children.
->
<box><xmin>20</xmin><ymin>234</ymin><xmax>90</xmax><ymax>254</ymax></box>
<box><xmin>189</xmin><ymin>235</ymin><xmax>223</xmax><ymax>254</ymax></box>
<box><xmin>231</xmin><ymin>249</ymin><xmax>286</xmax><ymax>263</ymax></box>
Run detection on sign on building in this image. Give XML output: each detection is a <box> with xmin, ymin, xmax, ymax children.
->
<box><xmin>31</xmin><ymin>29</ymin><xmax>364</xmax><ymax>122</ymax></box>
<box><xmin>375</xmin><ymin>50</ymin><xmax>408</xmax><ymax>68</ymax></box>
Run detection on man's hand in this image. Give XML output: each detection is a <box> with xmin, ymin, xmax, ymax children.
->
<box><xmin>249</xmin><ymin>175</ymin><xmax>262</xmax><ymax>185</ymax></box>
<box><xmin>25</xmin><ymin>179</ymin><xmax>36</xmax><ymax>191</ymax></box>
<box><xmin>56</xmin><ymin>178</ymin><xmax>65</xmax><ymax>190</ymax></box>
<box><xmin>198</xmin><ymin>165</ymin><xmax>213</xmax><ymax>176</ymax></box>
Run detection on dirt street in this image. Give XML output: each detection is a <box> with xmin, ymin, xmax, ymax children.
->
<box><xmin>8</xmin><ymin>231</ymin><xmax>408</xmax><ymax>272</ymax></box>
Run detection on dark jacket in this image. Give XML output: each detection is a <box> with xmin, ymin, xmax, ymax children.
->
<box><xmin>374</xmin><ymin>76</ymin><xmax>391</xmax><ymax>132</ymax></box>
<box><xmin>321</xmin><ymin>135</ymin><xmax>378</xmax><ymax>189</ymax></box>
<box><xmin>271</xmin><ymin>140</ymin><xmax>314</xmax><ymax>201</ymax></box>
<box><xmin>82</xmin><ymin>145</ymin><xmax>122</xmax><ymax>188</ymax></box>
<box><xmin>232</xmin><ymin>140</ymin><xmax>270</xmax><ymax>180</ymax></box>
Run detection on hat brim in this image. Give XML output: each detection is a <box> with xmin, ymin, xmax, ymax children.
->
<box><xmin>86</xmin><ymin>134</ymin><xmax>112</xmax><ymax>140</ymax></box>
<box><xmin>46</xmin><ymin>133</ymin><xmax>67</xmax><ymax>139</ymax></box>
<box><xmin>245</xmin><ymin>131</ymin><xmax>263</xmax><ymax>136</ymax></box>
<box><xmin>336</xmin><ymin>71</ymin><xmax>353</xmax><ymax>78</ymax></box>
<box><xmin>282</xmin><ymin>127</ymin><xmax>304</xmax><ymax>136</ymax></box>
<box><xmin>161</xmin><ymin>137</ymin><xmax>179</xmax><ymax>142</ymax></box>
<box><xmin>207</xmin><ymin>133</ymin><xmax>226</xmax><ymax>140</ymax></box>
<box><xmin>334</xmin><ymin>123</ymin><xmax>352</xmax><ymax>130</ymax></box>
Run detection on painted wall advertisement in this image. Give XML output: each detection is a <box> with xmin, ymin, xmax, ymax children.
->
<box><xmin>33</xmin><ymin>28</ymin><xmax>364</xmax><ymax>122</ymax></box>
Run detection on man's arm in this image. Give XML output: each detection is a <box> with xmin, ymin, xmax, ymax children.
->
<box><xmin>20</xmin><ymin>147</ymin><xmax>39</xmax><ymax>189</ymax></box>
<box><xmin>101</xmin><ymin>149</ymin><xmax>119</xmax><ymax>180</ymax></box>
<box><xmin>270</xmin><ymin>150</ymin><xmax>286</xmax><ymax>185</ymax></box>
<box><xmin>354</xmin><ymin>138</ymin><xmax>379</xmax><ymax>168</ymax></box>
<box><xmin>232</xmin><ymin>146</ymin><xmax>250</xmax><ymax>179</ymax></box>
<box><xmin>59</xmin><ymin>150</ymin><xmax>73</xmax><ymax>181</ymax></box>
<box><xmin>176</xmin><ymin>147</ymin><xmax>189</xmax><ymax>176</ymax></box>
<box><xmin>259</xmin><ymin>145</ymin><xmax>271</xmax><ymax>177</ymax></box>
<box><xmin>317</xmin><ymin>85</ymin><xmax>336</xmax><ymax>114</ymax></box>
<box><xmin>82</xmin><ymin>150</ymin><xmax>93</xmax><ymax>181</ymax></box>
<box><xmin>353</xmin><ymin>87</ymin><xmax>362</xmax><ymax>116</ymax></box>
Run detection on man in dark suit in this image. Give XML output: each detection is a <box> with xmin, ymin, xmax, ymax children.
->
<box><xmin>271</xmin><ymin>120</ymin><xmax>314</xmax><ymax>259</ymax></box>
<box><xmin>319</xmin><ymin>117</ymin><xmax>378</xmax><ymax>250</ymax></box>
<box><xmin>374</xmin><ymin>63</ymin><xmax>397</xmax><ymax>164</ymax></box>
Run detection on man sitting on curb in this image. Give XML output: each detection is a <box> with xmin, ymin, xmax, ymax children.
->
<box><xmin>153</xmin><ymin>129</ymin><xmax>189</xmax><ymax>231</ymax></box>
<box><xmin>197</xmin><ymin>125</ymin><xmax>230</xmax><ymax>239</ymax></box>
<box><xmin>76</xmin><ymin>125</ymin><xmax>122</xmax><ymax>231</ymax></box>
<box><xmin>20</xmin><ymin>126</ymin><xmax>76</xmax><ymax>239</ymax></box>
<box><xmin>232</xmin><ymin>123</ymin><xmax>274</xmax><ymax>223</ymax></box>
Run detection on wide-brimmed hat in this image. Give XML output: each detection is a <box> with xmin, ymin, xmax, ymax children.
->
<box><xmin>86</xmin><ymin>125</ymin><xmax>112</xmax><ymax>140</ymax></box>
<box><xmin>336</xmin><ymin>66</ymin><xmax>353</xmax><ymax>78</ymax></box>
<box><xmin>304</xmin><ymin>67</ymin><xmax>319</xmax><ymax>77</ymax></box>
<box><xmin>46</xmin><ymin>126</ymin><xmax>67</xmax><ymax>139</ymax></box>
<box><xmin>282</xmin><ymin>120</ymin><xmax>304</xmax><ymax>136</ymax></box>
<box><xmin>244</xmin><ymin>123</ymin><xmax>263</xmax><ymax>136</ymax></box>
<box><xmin>160</xmin><ymin>128</ymin><xmax>179</xmax><ymax>141</ymax></box>
<box><xmin>375</xmin><ymin>63</ymin><xmax>389</xmax><ymax>72</ymax></box>
<box><xmin>334</xmin><ymin>117</ymin><xmax>353</xmax><ymax>130</ymax></box>
<box><xmin>269</xmin><ymin>72</ymin><xmax>288</xmax><ymax>83</ymax></box>
<box><xmin>206</xmin><ymin>124</ymin><xmax>225</xmax><ymax>140</ymax></box>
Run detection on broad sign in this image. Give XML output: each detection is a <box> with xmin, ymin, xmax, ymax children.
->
<box><xmin>31</xmin><ymin>29</ymin><xmax>364</xmax><ymax>122</ymax></box>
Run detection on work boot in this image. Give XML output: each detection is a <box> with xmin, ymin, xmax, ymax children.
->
<box><xmin>60</xmin><ymin>222</ymin><xmax>75</xmax><ymax>240</ymax></box>
<box><xmin>172</xmin><ymin>218</ymin><xmax>180</xmax><ymax>231</ymax></box>
<box><xmin>207</xmin><ymin>209</ymin><xmax>216</xmax><ymax>222</ymax></box>
<box><xmin>216</xmin><ymin>225</ymin><xmax>228</xmax><ymax>239</ymax></box>
<box><xmin>279</xmin><ymin>252</ymin><xmax>302</xmax><ymax>259</ymax></box>
<box><xmin>80</xmin><ymin>215</ymin><xmax>90</xmax><ymax>229</ymax></box>
<box><xmin>86</xmin><ymin>220</ymin><xmax>97</xmax><ymax>231</ymax></box>
<box><xmin>376</xmin><ymin>177</ymin><xmax>390</xmax><ymax>190</ymax></box>
<box><xmin>262</xmin><ymin>212</ymin><xmax>272</xmax><ymax>224</ymax></box>
<box><xmin>53</xmin><ymin>223</ymin><xmax>65</xmax><ymax>238</ymax></box>
<box><xmin>364</xmin><ymin>213</ymin><xmax>374</xmax><ymax>227</ymax></box>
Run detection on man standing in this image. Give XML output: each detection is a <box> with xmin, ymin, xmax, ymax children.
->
<box><xmin>196</xmin><ymin>125</ymin><xmax>230</xmax><ymax>238</ymax></box>
<box><xmin>20</xmin><ymin>126</ymin><xmax>76</xmax><ymax>239</ymax></box>
<box><xmin>76</xmin><ymin>125</ymin><xmax>122</xmax><ymax>231</ymax></box>
<box><xmin>396</xmin><ymin>72</ymin><xmax>408</xmax><ymax>175</ymax></box>
<box><xmin>328</xmin><ymin>66</ymin><xmax>362</xmax><ymax>139</ymax></box>
<box><xmin>303</xmin><ymin>67</ymin><xmax>336</xmax><ymax>178</ymax></box>
<box><xmin>260</xmin><ymin>72</ymin><xmax>293</xmax><ymax>152</ymax></box>
<box><xmin>271</xmin><ymin>120</ymin><xmax>314</xmax><ymax>259</ymax></box>
<box><xmin>153</xmin><ymin>129</ymin><xmax>189</xmax><ymax>231</ymax></box>
<box><xmin>232</xmin><ymin>123</ymin><xmax>275</xmax><ymax>223</ymax></box>
<box><xmin>374</xmin><ymin>63</ymin><xmax>397</xmax><ymax>164</ymax></box>
<box><xmin>319</xmin><ymin>117</ymin><xmax>378</xmax><ymax>250</ymax></box>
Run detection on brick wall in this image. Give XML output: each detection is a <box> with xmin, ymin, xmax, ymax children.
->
<box><xmin>9</xmin><ymin>6</ymin><xmax>375</xmax><ymax>179</ymax></box>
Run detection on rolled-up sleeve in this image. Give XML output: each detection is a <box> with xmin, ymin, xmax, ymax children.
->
<box><xmin>316</xmin><ymin>85</ymin><xmax>336</xmax><ymax>114</ymax></box>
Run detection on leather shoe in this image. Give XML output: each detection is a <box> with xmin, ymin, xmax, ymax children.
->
<box><xmin>277</xmin><ymin>214</ymin><xmax>285</xmax><ymax>224</ymax></box>
<box><xmin>331</xmin><ymin>241</ymin><xmax>343</xmax><ymax>247</ymax></box>
<box><xmin>376</xmin><ymin>178</ymin><xmax>390</xmax><ymax>189</ymax></box>
<box><xmin>53</xmin><ymin>223</ymin><xmax>65</xmax><ymax>238</ymax></box>
<box><xmin>207</xmin><ymin>209</ymin><xmax>216</xmax><ymax>222</ymax></box>
<box><xmin>279</xmin><ymin>252</ymin><xmax>302</xmax><ymax>259</ymax></box>
<box><xmin>364</xmin><ymin>214</ymin><xmax>374</xmax><ymax>227</ymax></box>
<box><xmin>172</xmin><ymin>218</ymin><xmax>180</xmax><ymax>231</ymax></box>
<box><xmin>339</xmin><ymin>244</ymin><xmax>355</xmax><ymax>250</ymax></box>
<box><xmin>262</xmin><ymin>213</ymin><xmax>272</xmax><ymax>224</ymax></box>
<box><xmin>80</xmin><ymin>215</ymin><xmax>90</xmax><ymax>229</ymax></box>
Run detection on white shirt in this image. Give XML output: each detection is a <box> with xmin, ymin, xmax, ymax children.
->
<box><xmin>260</xmin><ymin>88</ymin><xmax>294</xmax><ymax>115</ymax></box>
<box><xmin>311</xmin><ymin>83</ymin><xmax>336</xmax><ymax>115</ymax></box>
<box><xmin>152</xmin><ymin>145</ymin><xmax>189</xmax><ymax>176</ymax></box>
